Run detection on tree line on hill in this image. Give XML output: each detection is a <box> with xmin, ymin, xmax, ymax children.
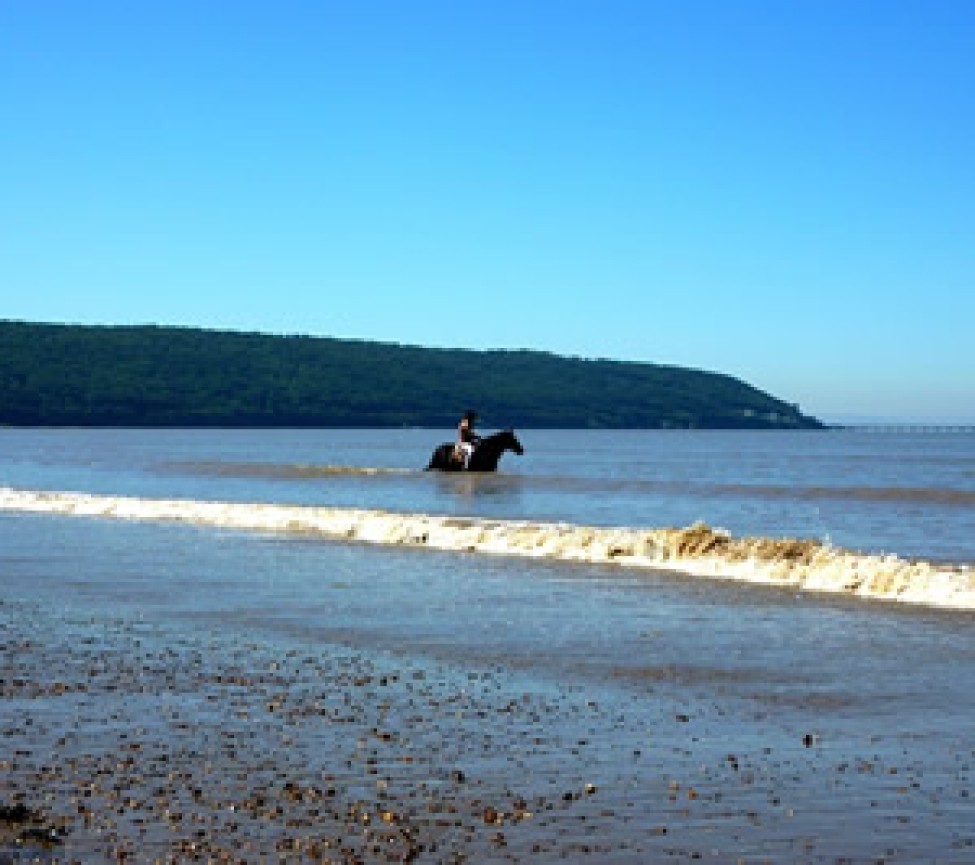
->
<box><xmin>0</xmin><ymin>321</ymin><xmax>822</xmax><ymax>429</ymax></box>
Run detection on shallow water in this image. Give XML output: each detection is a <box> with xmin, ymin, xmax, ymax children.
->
<box><xmin>2</xmin><ymin>427</ymin><xmax>974</xmax><ymax>561</ymax></box>
<box><xmin>1</xmin><ymin>428</ymin><xmax>974</xmax><ymax>861</ymax></box>
<box><xmin>2</xmin><ymin>512</ymin><xmax>974</xmax><ymax>861</ymax></box>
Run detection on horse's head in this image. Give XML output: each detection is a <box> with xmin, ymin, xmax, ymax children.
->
<box><xmin>501</xmin><ymin>428</ymin><xmax>524</xmax><ymax>455</ymax></box>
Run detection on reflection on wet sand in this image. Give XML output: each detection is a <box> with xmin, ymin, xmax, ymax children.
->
<box><xmin>2</xmin><ymin>594</ymin><xmax>972</xmax><ymax>863</ymax></box>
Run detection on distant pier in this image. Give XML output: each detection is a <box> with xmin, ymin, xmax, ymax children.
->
<box><xmin>837</xmin><ymin>424</ymin><xmax>975</xmax><ymax>434</ymax></box>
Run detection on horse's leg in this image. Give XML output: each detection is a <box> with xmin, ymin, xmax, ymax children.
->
<box><xmin>468</xmin><ymin>443</ymin><xmax>499</xmax><ymax>472</ymax></box>
<box><xmin>429</xmin><ymin>444</ymin><xmax>467</xmax><ymax>471</ymax></box>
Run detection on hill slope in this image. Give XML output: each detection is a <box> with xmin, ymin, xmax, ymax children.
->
<box><xmin>0</xmin><ymin>321</ymin><xmax>821</xmax><ymax>429</ymax></box>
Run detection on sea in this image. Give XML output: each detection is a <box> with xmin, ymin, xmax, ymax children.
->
<box><xmin>2</xmin><ymin>427</ymin><xmax>974</xmax><ymax>862</ymax></box>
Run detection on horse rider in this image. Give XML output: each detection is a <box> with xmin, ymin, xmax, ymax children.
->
<box><xmin>456</xmin><ymin>410</ymin><xmax>480</xmax><ymax>468</ymax></box>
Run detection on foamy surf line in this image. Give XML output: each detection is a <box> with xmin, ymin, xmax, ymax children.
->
<box><xmin>2</xmin><ymin>487</ymin><xmax>973</xmax><ymax>611</ymax></box>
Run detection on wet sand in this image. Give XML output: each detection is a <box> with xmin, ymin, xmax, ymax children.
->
<box><xmin>3</xmin><ymin>594</ymin><xmax>974</xmax><ymax>864</ymax></box>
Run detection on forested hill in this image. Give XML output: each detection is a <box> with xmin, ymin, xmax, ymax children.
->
<box><xmin>0</xmin><ymin>321</ymin><xmax>821</xmax><ymax>429</ymax></box>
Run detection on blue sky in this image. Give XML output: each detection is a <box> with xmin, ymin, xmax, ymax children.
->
<box><xmin>2</xmin><ymin>1</ymin><xmax>973</xmax><ymax>423</ymax></box>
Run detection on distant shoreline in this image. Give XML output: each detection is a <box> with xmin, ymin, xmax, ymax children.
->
<box><xmin>0</xmin><ymin>423</ymin><xmax>835</xmax><ymax>430</ymax></box>
<box><xmin>0</xmin><ymin>320</ymin><xmax>822</xmax><ymax>430</ymax></box>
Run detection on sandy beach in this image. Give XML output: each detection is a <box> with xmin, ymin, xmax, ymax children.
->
<box><xmin>3</xmin><ymin>589</ymin><xmax>974</xmax><ymax>864</ymax></box>
<box><xmin>1</xmin><ymin>598</ymin><xmax>716</xmax><ymax>863</ymax></box>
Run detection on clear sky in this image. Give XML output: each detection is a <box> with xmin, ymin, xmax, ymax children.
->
<box><xmin>2</xmin><ymin>1</ymin><xmax>973</xmax><ymax>423</ymax></box>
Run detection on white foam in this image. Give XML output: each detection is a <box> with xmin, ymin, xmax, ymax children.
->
<box><xmin>1</xmin><ymin>487</ymin><xmax>972</xmax><ymax>610</ymax></box>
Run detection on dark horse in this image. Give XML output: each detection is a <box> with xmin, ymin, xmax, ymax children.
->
<box><xmin>426</xmin><ymin>429</ymin><xmax>525</xmax><ymax>472</ymax></box>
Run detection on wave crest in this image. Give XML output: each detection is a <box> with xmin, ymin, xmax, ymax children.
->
<box><xmin>1</xmin><ymin>487</ymin><xmax>972</xmax><ymax>611</ymax></box>
<box><xmin>163</xmin><ymin>461</ymin><xmax>413</xmax><ymax>479</ymax></box>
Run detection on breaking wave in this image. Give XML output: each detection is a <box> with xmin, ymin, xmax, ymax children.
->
<box><xmin>163</xmin><ymin>461</ymin><xmax>413</xmax><ymax>479</ymax></box>
<box><xmin>528</xmin><ymin>476</ymin><xmax>975</xmax><ymax>507</ymax></box>
<box><xmin>706</xmin><ymin>482</ymin><xmax>975</xmax><ymax>507</ymax></box>
<box><xmin>162</xmin><ymin>461</ymin><xmax>975</xmax><ymax>508</ymax></box>
<box><xmin>1</xmin><ymin>487</ymin><xmax>972</xmax><ymax>611</ymax></box>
